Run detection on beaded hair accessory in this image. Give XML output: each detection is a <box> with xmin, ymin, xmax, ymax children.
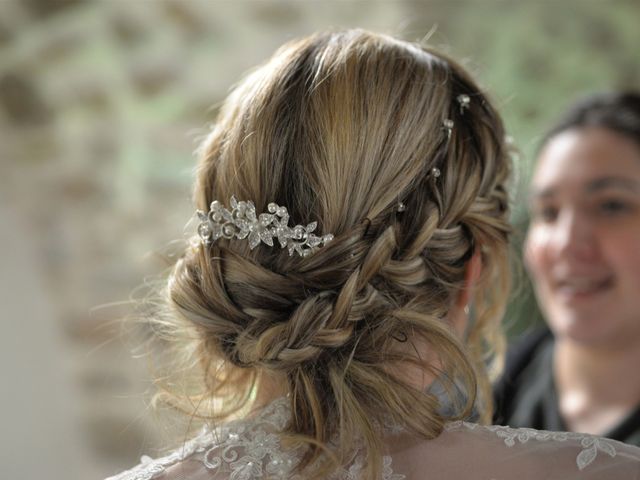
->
<box><xmin>195</xmin><ymin>95</ymin><xmax>458</xmax><ymax>257</ymax></box>
<box><xmin>456</xmin><ymin>94</ymin><xmax>470</xmax><ymax>114</ymax></box>
<box><xmin>442</xmin><ymin>119</ymin><xmax>454</xmax><ymax>139</ymax></box>
<box><xmin>442</xmin><ymin>95</ymin><xmax>471</xmax><ymax>139</ymax></box>
<box><xmin>196</xmin><ymin>196</ymin><xmax>334</xmax><ymax>257</ymax></box>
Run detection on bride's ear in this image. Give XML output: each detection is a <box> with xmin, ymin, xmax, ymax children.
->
<box><xmin>449</xmin><ymin>249</ymin><xmax>482</xmax><ymax>336</ymax></box>
<box><xmin>456</xmin><ymin>249</ymin><xmax>482</xmax><ymax>309</ymax></box>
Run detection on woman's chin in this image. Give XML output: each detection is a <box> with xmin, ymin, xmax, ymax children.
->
<box><xmin>548</xmin><ymin>311</ymin><xmax>618</xmax><ymax>347</ymax></box>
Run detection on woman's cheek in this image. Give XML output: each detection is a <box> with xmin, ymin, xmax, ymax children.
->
<box><xmin>523</xmin><ymin>227</ymin><xmax>547</xmax><ymax>280</ymax></box>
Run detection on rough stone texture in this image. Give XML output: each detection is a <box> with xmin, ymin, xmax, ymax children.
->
<box><xmin>0</xmin><ymin>72</ymin><xmax>52</xmax><ymax>124</ymax></box>
<box><xmin>23</xmin><ymin>0</ymin><xmax>83</xmax><ymax>19</ymax></box>
<box><xmin>0</xmin><ymin>1</ymin><xmax>638</xmax><ymax>479</ymax></box>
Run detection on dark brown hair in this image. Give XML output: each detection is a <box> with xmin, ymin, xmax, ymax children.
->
<box><xmin>541</xmin><ymin>91</ymin><xmax>640</xmax><ymax>149</ymax></box>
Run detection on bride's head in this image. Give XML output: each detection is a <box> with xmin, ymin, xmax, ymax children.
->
<box><xmin>157</xmin><ymin>29</ymin><xmax>511</xmax><ymax>478</ymax></box>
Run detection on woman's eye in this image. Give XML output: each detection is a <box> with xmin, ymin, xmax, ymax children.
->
<box><xmin>532</xmin><ymin>205</ymin><xmax>558</xmax><ymax>222</ymax></box>
<box><xmin>597</xmin><ymin>199</ymin><xmax>632</xmax><ymax>215</ymax></box>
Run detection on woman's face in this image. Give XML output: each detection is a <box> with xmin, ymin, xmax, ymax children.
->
<box><xmin>525</xmin><ymin>127</ymin><xmax>640</xmax><ymax>348</ymax></box>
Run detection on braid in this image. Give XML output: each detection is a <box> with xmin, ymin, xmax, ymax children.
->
<box><xmin>148</xmin><ymin>30</ymin><xmax>513</xmax><ymax>480</ymax></box>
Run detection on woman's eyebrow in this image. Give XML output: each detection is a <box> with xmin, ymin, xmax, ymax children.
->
<box><xmin>528</xmin><ymin>186</ymin><xmax>555</xmax><ymax>202</ymax></box>
<box><xmin>528</xmin><ymin>176</ymin><xmax>640</xmax><ymax>202</ymax></box>
<box><xmin>585</xmin><ymin>176</ymin><xmax>640</xmax><ymax>193</ymax></box>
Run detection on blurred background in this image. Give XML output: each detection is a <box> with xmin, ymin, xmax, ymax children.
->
<box><xmin>0</xmin><ymin>0</ymin><xmax>638</xmax><ymax>478</ymax></box>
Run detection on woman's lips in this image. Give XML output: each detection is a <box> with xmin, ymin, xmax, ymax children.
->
<box><xmin>554</xmin><ymin>276</ymin><xmax>614</xmax><ymax>302</ymax></box>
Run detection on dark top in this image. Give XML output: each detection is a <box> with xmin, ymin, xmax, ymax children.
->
<box><xmin>493</xmin><ymin>328</ymin><xmax>640</xmax><ymax>447</ymax></box>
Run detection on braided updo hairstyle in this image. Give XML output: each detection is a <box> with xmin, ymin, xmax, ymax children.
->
<box><xmin>157</xmin><ymin>30</ymin><xmax>511</xmax><ymax>478</ymax></box>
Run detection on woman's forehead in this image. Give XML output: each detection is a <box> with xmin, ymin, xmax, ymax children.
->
<box><xmin>532</xmin><ymin>127</ymin><xmax>640</xmax><ymax>195</ymax></box>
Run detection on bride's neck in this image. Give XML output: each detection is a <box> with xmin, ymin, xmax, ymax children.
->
<box><xmin>252</xmin><ymin>372</ymin><xmax>289</xmax><ymax>410</ymax></box>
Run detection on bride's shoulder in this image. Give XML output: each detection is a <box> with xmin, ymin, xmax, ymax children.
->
<box><xmin>105</xmin><ymin>406</ymin><xmax>640</xmax><ymax>480</ymax></box>
<box><xmin>105</xmin><ymin>398</ymin><xmax>293</xmax><ymax>480</ymax></box>
<box><xmin>104</xmin><ymin>429</ymin><xmax>217</xmax><ymax>480</ymax></box>
<box><xmin>434</xmin><ymin>421</ymin><xmax>640</xmax><ymax>477</ymax></box>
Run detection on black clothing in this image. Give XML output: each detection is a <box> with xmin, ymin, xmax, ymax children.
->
<box><xmin>493</xmin><ymin>328</ymin><xmax>640</xmax><ymax>447</ymax></box>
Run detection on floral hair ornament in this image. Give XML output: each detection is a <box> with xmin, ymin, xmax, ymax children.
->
<box><xmin>196</xmin><ymin>196</ymin><xmax>334</xmax><ymax>257</ymax></box>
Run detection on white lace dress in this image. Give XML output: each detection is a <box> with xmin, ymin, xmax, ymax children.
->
<box><xmin>106</xmin><ymin>397</ymin><xmax>640</xmax><ymax>480</ymax></box>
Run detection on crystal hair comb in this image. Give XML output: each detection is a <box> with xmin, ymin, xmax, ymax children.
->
<box><xmin>196</xmin><ymin>196</ymin><xmax>334</xmax><ymax>257</ymax></box>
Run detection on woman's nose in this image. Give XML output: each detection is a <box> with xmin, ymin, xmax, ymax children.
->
<box><xmin>552</xmin><ymin>209</ymin><xmax>597</xmax><ymax>261</ymax></box>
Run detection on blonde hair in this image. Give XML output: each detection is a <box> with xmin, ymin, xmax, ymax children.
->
<box><xmin>151</xmin><ymin>30</ymin><xmax>511</xmax><ymax>478</ymax></box>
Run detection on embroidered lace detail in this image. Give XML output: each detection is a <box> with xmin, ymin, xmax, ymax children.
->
<box><xmin>106</xmin><ymin>397</ymin><xmax>405</xmax><ymax>480</ymax></box>
<box><xmin>445</xmin><ymin>421</ymin><xmax>618</xmax><ymax>471</ymax></box>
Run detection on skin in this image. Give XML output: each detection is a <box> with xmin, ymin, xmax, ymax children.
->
<box><xmin>452</xmin><ymin>250</ymin><xmax>482</xmax><ymax>338</ymax></box>
<box><xmin>525</xmin><ymin>127</ymin><xmax>640</xmax><ymax>434</ymax></box>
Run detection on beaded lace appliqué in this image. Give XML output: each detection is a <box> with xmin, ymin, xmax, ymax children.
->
<box><xmin>107</xmin><ymin>397</ymin><xmax>405</xmax><ymax>480</ymax></box>
<box><xmin>445</xmin><ymin>421</ymin><xmax>618</xmax><ymax>471</ymax></box>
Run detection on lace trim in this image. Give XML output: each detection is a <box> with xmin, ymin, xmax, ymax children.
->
<box><xmin>108</xmin><ymin>401</ymin><xmax>625</xmax><ymax>480</ymax></box>
<box><xmin>106</xmin><ymin>432</ymin><xmax>216</xmax><ymax>480</ymax></box>
<box><xmin>445</xmin><ymin>421</ymin><xmax>618</xmax><ymax>470</ymax></box>
<box><xmin>106</xmin><ymin>397</ymin><xmax>405</xmax><ymax>480</ymax></box>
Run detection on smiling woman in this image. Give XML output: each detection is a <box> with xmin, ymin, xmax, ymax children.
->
<box><xmin>494</xmin><ymin>91</ymin><xmax>640</xmax><ymax>446</ymax></box>
<box><xmin>528</xmin><ymin>127</ymin><xmax>640</xmax><ymax>346</ymax></box>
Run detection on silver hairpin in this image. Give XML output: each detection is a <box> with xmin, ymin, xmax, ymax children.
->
<box><xmin>443</xmin><ymin>119</ymin><xmax>454</xmax><ymax>140</ymax></box>
<box><xmin>196</xmin><ymin>196</ymin><xmax>334</xmax><ymax>257</ymax></box>
<box><xmin>456</xmin><ymin>94</ymin><xmax>470</xmax><ymax>114</ymax></box>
